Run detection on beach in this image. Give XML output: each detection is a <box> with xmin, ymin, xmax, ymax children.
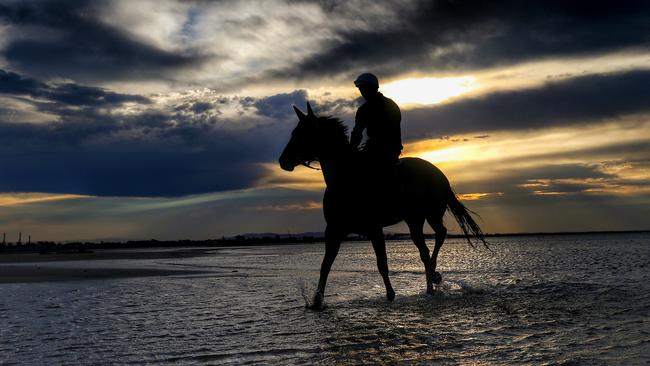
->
<box><xmin>1</xmin><ymin>233</ymin><xmax>648</xmax><ymax>365</ymax></box>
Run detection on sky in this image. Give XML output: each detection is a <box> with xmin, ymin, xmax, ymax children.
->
<box><xmin>0</xmin><ymin>0</ymin><xmax>649</xmax><ymax>241</ymax></box>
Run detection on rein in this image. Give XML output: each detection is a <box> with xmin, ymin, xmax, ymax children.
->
<box><xmin>301</xmin><ymin>162</ymin><xmax>321</xmax><ymax>170</ymax></box>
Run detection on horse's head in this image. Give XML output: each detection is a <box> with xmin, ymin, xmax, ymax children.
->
<box><xmin>279</xmin><ymin>102</ymin><xmax>321</xmax><ymax>171</ymax></box>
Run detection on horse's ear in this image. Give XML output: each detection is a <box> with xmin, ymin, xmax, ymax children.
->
<box><xmin>293</xmin><ymin>105</ymin><xmax>306</xmax><ymax>120</ymax></box>
<box><xmin>306</xmin><ymin>102</ymin><xmax>315</xmax><ymax>117</ymax></box>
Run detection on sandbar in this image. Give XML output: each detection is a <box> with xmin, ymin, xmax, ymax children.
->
<box><xmin>0</xmin><ymin>247</ymin><xmax>218</xmax><ymax>284</ymax></box>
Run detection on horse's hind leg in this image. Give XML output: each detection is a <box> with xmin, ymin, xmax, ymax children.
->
<box><xmin>369</xmin><ymin>228</ymin><xmax>395</xmax><ymax>301</ymax></box>
<box><xmin>406</xmin><ymin>217</ymin><xmax>434</xmax><ymax>293</ymax></box>
<box><xmin>427</xmin><ymin>214</ymin><xmax>447</xmax><ymax>285</ymax></box>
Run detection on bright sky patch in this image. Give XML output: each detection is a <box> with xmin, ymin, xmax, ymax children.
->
<box><xmin>382</xmin><ymin>76</ymin><xmax>477</xmax><ymax>106</ymax></box>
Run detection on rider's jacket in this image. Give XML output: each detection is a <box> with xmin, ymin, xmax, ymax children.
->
<box><xmin>350</xmin><ymin>92</ymin><xmax>402</xmax><ymax>159</ymax></box>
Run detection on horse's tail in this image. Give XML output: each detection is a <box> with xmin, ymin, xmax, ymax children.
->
<box><xmin>446</xmin><ymin>188</ymin><xmax>490</xmax><ymax>250</ymax></box>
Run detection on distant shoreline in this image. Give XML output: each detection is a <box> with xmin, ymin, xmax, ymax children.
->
<box><xmin>461</xmin><ymin>229</ymin><xmax>650</xmax><ymax>238</ymax></box>
<box><xmin>0</xmin><ymin>229</ymin><xmax>647</xmax><ymax>254</ymax></box>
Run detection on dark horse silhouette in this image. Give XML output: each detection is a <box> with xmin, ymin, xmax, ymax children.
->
<box><xmin>279</xmin><ymin>103</ymin><xmax>487</xmax><ymax>308</ymax></box>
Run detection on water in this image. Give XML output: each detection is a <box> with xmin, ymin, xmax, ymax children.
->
<box><xmin>1</xmin><ymin>233</ymin><xmax>648</xmax><ymax>365</ymax></box>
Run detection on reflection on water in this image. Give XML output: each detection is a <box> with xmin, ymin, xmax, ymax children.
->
<box><xmin>0</xmin><ymin>233</ymin><xmax>648</xmax><ymax>365</ymax></box>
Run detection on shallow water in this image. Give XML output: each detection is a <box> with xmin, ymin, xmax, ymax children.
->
<box><xmin>1</xmin><ymin>233</ymin><xmax>649</xmax><ymax>365</ymax></box>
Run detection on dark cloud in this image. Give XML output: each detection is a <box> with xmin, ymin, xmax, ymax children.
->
<box><xmin>278</xmin><ymin>0</ymin><xmax>650</xmax><ymax>80</ymax></box>
<box><xmin>190</xmin><ymin>102</ymin><xmax>213</xmax><ymax>114</ymax></box>
<box><xmin>0</xmin><ymin>68</ymin><xmax>48</xmax><ymax>93</ymax></box>
<box><xmin>451</xmin><ymin>161</ymin><xmax>643</xmax><ymax>200</ymax></box>
<box><xmin>245</xmin><ymin>89</ymin><xmax>357</xmax><ymax>125</ymax></box>
<box><xmin>0</xmin><ymin>72</ymin><xmax>299</xmax><ymax>197</ymax></box>
<box><xmin>2</xmin><ymin>0</ymin><xmax>648</xmax><ymax>87</ymax></box>
<box><xmin>402</xmin><ymin>70</ymin><xmax>650</xmax><ymax>140</ymax></box>
<box><xmin>172</xmin><ymin>100</ymin><xmax>220</xmax><ymax>116</ymax></box>
<box><xmin>441</xmin><ymin>137</ymin><xmax>650</xmax><ymax>208</ymax></box>
<box><xmin>500</xmin><ymin>140</ymin><xmax>650</xmax><ymax>168</ymax></box>
<box><xmin>47</xmin><ymin>83</ymin><xmax>150</xmax><ymax>106</ymax></box>
<box><xmin>0</xmin><ymin>116</ymin><xmax>283</xmax><ymax>197</ymax></box>
<box><xmin>311</xmin><ymin>97</ymin><xmax>359</xmax><ymax>118</ymax></box>
<box><xmin>0</xmin><ymin>0</ymin><xmax>204</xmax><ymax>82</ymax></box>
<box><xmin>251</xmin><ymin>89</ymin><xmax>308</xmax><ymax>118</ymax></box>
<box><xmin>465</xmin><ymin>190</ymin><xmax>650</xmax><ymax>233</ymax></box>
<box><xmin>0</xmin><ymin>69</ymin><xmax>150</xmax><ymax>106</ymax></box>
<box><xmin>516</xmin><ymin>164</ymin><xmax>613</xmax><ymax>181</ymax></box>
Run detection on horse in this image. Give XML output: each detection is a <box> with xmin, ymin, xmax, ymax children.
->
<box><xmin>279</xmin><ymin>102</ymin><xmax>487</xmax><ymax>308</ymax></box>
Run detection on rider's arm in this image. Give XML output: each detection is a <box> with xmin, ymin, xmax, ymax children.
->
<box><xmin>387</xmin><ymin>97</ymin><xmax>403</xmax><ymax>151</ymax></box>
<box><xmin>350</xmin><ymin>108</ymin><xmax>366</xmax><ymax>148</ymax></box>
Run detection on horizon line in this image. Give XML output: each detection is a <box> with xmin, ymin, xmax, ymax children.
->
<box><xmin>1</xmin><ymin>229</ymin><xmax>648</xmax><ymax>245</ymax></box>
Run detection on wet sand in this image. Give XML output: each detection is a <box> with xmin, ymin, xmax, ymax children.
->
<box><xmin>2</xmin><ymin>235</ymin><xmax>648</xmax><ymax>364</ymax></box>
<box><xmin>0</xmin><ymin>248</ymin><xmax>216</xmax><ymax>283</ymax></box>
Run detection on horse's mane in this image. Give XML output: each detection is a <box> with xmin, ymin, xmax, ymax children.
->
<box><xmin>316</xmin><ymin>116</ymin><xmax>349</xmax><ymax>143</ymax></box>
<box><xmin>296</xmin><ymin>115</ymin><xmax>352</xmax><ymax>169</ymax></box>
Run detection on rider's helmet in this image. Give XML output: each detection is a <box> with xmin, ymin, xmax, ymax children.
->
<box><xmin>354</xmin><ymin>73</ymin><xmax>379</xmax><ymax>88</ymax></box>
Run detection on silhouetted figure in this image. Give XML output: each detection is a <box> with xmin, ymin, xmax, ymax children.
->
<box><xmin>351</xmin><ymin>73</ymin><xmax>402</xmax><ymax>167</ymax></box>
<box><xmin>351</xmin><ymin>73</ymin><xmax>403</xmax><ymax>218</ymax></box>
<box><xmin>279</xmin><ymin>103</ymin><xmax>488</xmax><ymax>309</ymax></box>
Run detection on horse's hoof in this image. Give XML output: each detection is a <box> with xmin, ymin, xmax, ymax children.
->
<box><xmin>432</xmin><ymin>272</ymin><xmax>442</xmax><ymax>284</ymax></box>
<box><xmin>306</xmin><ymin>293</ymin><xmax>324</xmax><ymax>310</ymax></box>
<box><xmin>387</xmin><ymin>288</ymin><xmax>395</xmax><ymax>301</ymax></box>
<box><xmin>306</xmin><ymin>303</ymin><xmax>323</xmax><ymax>310</ymax></box>
<box><xmin>426</xmin><ymin>287</ymin><xmax>435</xmax><ymax>294</ymax></box>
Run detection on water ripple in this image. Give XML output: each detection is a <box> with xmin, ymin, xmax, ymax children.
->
<box><xmin>0</xmin><ymin>234</ymin><xmax>648</xmax><ymax>364</ymax></box>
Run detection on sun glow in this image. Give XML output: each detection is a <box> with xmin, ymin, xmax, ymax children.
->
<box><xmin>0</xmin><ymin>193</ymin><xmax>90</xmax><ymax>206</ymax></box>
<box><xmin>255</xmin><ymin>163</ymin><xmax>325</xmax><ymax>191</ymax></box>
<box><xmin>416</xmin><ymin>146</ymin><xmax>469</xmax><ymax>164</ymax></box>
<box><xmin>382</xmin><ymin>76</ymin><xmax>477</xmax><ymax>106</ymax></box>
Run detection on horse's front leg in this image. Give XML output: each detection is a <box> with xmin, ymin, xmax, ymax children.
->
<box><xmin>310</xmin><ymin>226</ymin><xmax>344</xmax><ymax>309</ymax></box>
<box><xmin>369</xmin><ymin>228</ymin><xmax>395</xmax><ymax>301</ymax></box>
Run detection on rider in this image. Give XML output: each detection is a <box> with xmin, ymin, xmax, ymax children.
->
<box><xmin>350</xmin><ymin>73</ymin><xmax>403</xmax><ymax>168</ymax></box>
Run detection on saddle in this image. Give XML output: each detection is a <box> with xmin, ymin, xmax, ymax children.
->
<box><xmin>358</xmin><ymin>157</ymin><xmax>405</xmax><ymax>224</ymax></box>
